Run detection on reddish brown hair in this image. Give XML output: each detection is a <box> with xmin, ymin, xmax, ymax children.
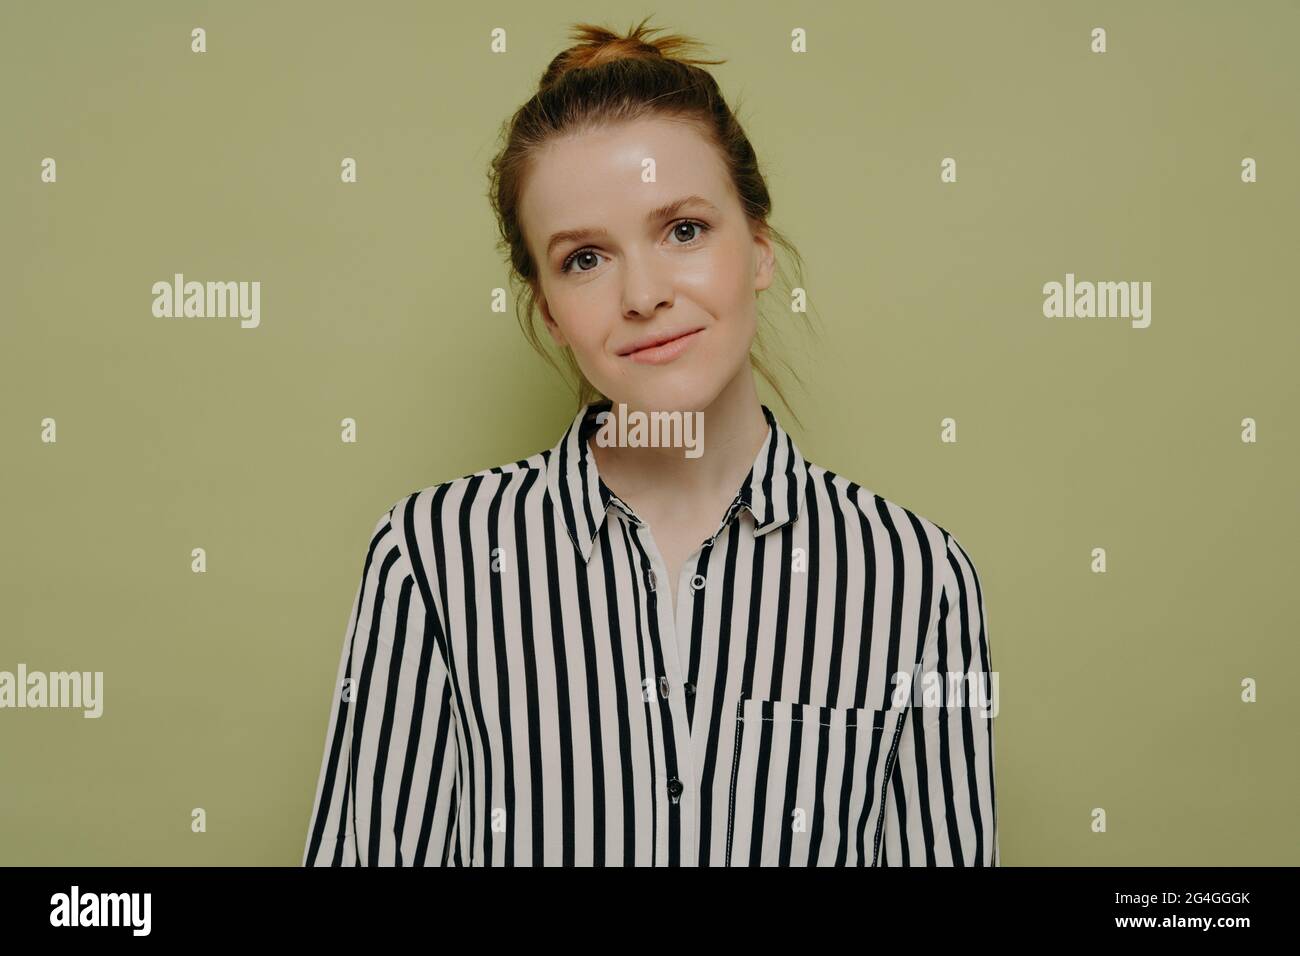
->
<box><xmin>487</xmin><ymin>17</ymin><xmax>815</xmax><ymax>426</ymax></box>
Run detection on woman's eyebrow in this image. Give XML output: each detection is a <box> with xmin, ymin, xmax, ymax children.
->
<box><xmin>545</xmin><ymin>195</ymin><xmax>721</xmax><ymax>257</ymax></box>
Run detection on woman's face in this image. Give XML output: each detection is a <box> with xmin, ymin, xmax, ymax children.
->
<box><xmin>520</xmin><ymin>115</ymin><xmax>775</xmax><ymax>413</ymax></box>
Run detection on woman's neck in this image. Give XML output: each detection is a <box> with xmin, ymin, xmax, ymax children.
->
<box><xmin>588</xmin><ymin>369</ymin><xmax>771</xmax><ymax>508</ymax></box>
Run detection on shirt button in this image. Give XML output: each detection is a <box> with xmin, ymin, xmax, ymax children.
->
<box><xmin>646</xmin><ymin>568</ymin><xmax>657</xmax><ymax>592</ymax></box>
<box><xmin>658</xmin><ymin>675</ymin><xmax>670</xmax><ymax>699</ymax></box>
<box><xmin>683</xmin><ymin>681</ymin><xmax>696</xmax><ymax>697</ymax></box>
<box><xmin>690</xmin><ymin>573</ymin><xmax>706</xmax><ymax>591</ymax></box>
<box><xmin>667</xmin><ymin>777</ymin><xmax>684</xmax><ymax>803</ymax></box>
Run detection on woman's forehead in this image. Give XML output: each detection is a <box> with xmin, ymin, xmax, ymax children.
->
<box><xmin>521</xmin><ymin>124</ymin><xmax>730</xmax><ymax>235</ymax></box>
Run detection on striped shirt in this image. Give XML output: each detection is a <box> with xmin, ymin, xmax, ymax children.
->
<box><xmin>303</xmin><ymin>400</ymin><xmax>998</xmax><ymax>866</ymax></box>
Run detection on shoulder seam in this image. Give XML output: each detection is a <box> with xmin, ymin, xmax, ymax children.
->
<box><xmin>381</xmin><ymin>495</ymin><xmax>429</xmax><ymax>618</ymax></box>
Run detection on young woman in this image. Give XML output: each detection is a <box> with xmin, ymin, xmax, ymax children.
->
<box><xmin>304</xmin><ymin>18</ymin><xmax>997</xmax><ymax>867</ymax></box>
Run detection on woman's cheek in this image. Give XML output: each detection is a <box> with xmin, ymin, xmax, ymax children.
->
<box><xmin>685</xmin><ymin>259</ymin><xmax>749</xmax><ymax>323</ymax></box>
<box><xmin>676</xmin><ymin>252</ymin><xmax>725</xmax><ymax>297</ymax></box>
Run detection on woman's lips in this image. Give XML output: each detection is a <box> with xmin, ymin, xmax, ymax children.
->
<box><xmin>623</xmin><ymin>328</ymin><xmax>704</xmax><ymax>365</ymax></box>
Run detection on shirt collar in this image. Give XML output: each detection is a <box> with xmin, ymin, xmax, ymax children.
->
<box><xmin>544</xmin><ymin>399</ymin><xmax>810</xmax><ymax>564</ymax></box>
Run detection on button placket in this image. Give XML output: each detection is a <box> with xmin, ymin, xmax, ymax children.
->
<box><xmin>667</xmin><ymin>540</ymin><xmax>714</xmax><ymax>862</ymax></box>
<box><xmin>634</xmin><ymin>530</ymin><xmax>700</xmax><ymax>865</ymax></box>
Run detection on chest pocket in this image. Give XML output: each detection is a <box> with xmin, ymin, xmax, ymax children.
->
<box><xmin>725</xmin><ymin>696</ymin><xmax>905</xmax><ymax>866</ymax></box>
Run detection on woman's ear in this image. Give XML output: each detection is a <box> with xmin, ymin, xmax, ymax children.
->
<box><xmin>752</xmin><ymin>225</ymin><xmax>777</xmax><ymax>294</ymax></box>
<box><xmin>528</xmin><ymin>273</ymin><xmax>568</xmax><ymax>347</ymax></box>
<box><xmin>537</xmin><ymin>295</ymin><xmax>568</xmax><ymax>348</ymax></box>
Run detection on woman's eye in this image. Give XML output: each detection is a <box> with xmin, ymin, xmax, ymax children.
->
<box><xmin>560</xmin><ymin>220</ymin><xmax>709</xmax><ymax>274</ymax></box>
<box><xmin>672</xmin><ymin>220</ymin><xmax>705</xmax><ymax>244</ymax></box>
<box><xmin>562</xmin><ymin>250</ymin><xmax>604</xmax><ymax>274</ymax></box>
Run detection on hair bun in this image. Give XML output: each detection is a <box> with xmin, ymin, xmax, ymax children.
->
<box><xmin>539</xmin><ymin>16</ymin><xmax>724</xmax><ymax>90</ymax></box>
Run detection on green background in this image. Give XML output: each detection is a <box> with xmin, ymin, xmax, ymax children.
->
<box><xmin>1</xmin><ymin>0</ymin><xmax>1296</xmax><ymax>865</ymax></box>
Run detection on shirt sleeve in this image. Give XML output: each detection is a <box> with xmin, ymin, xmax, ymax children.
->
<box><xmin>879</xmin><ymin>531</ymin><xmax>999</xmax><ymax>865</ymax></box>
<box><xmin>302</xmin><ymin>508</ymin><xmax>461</xmax><ymax>866</ymax></box>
